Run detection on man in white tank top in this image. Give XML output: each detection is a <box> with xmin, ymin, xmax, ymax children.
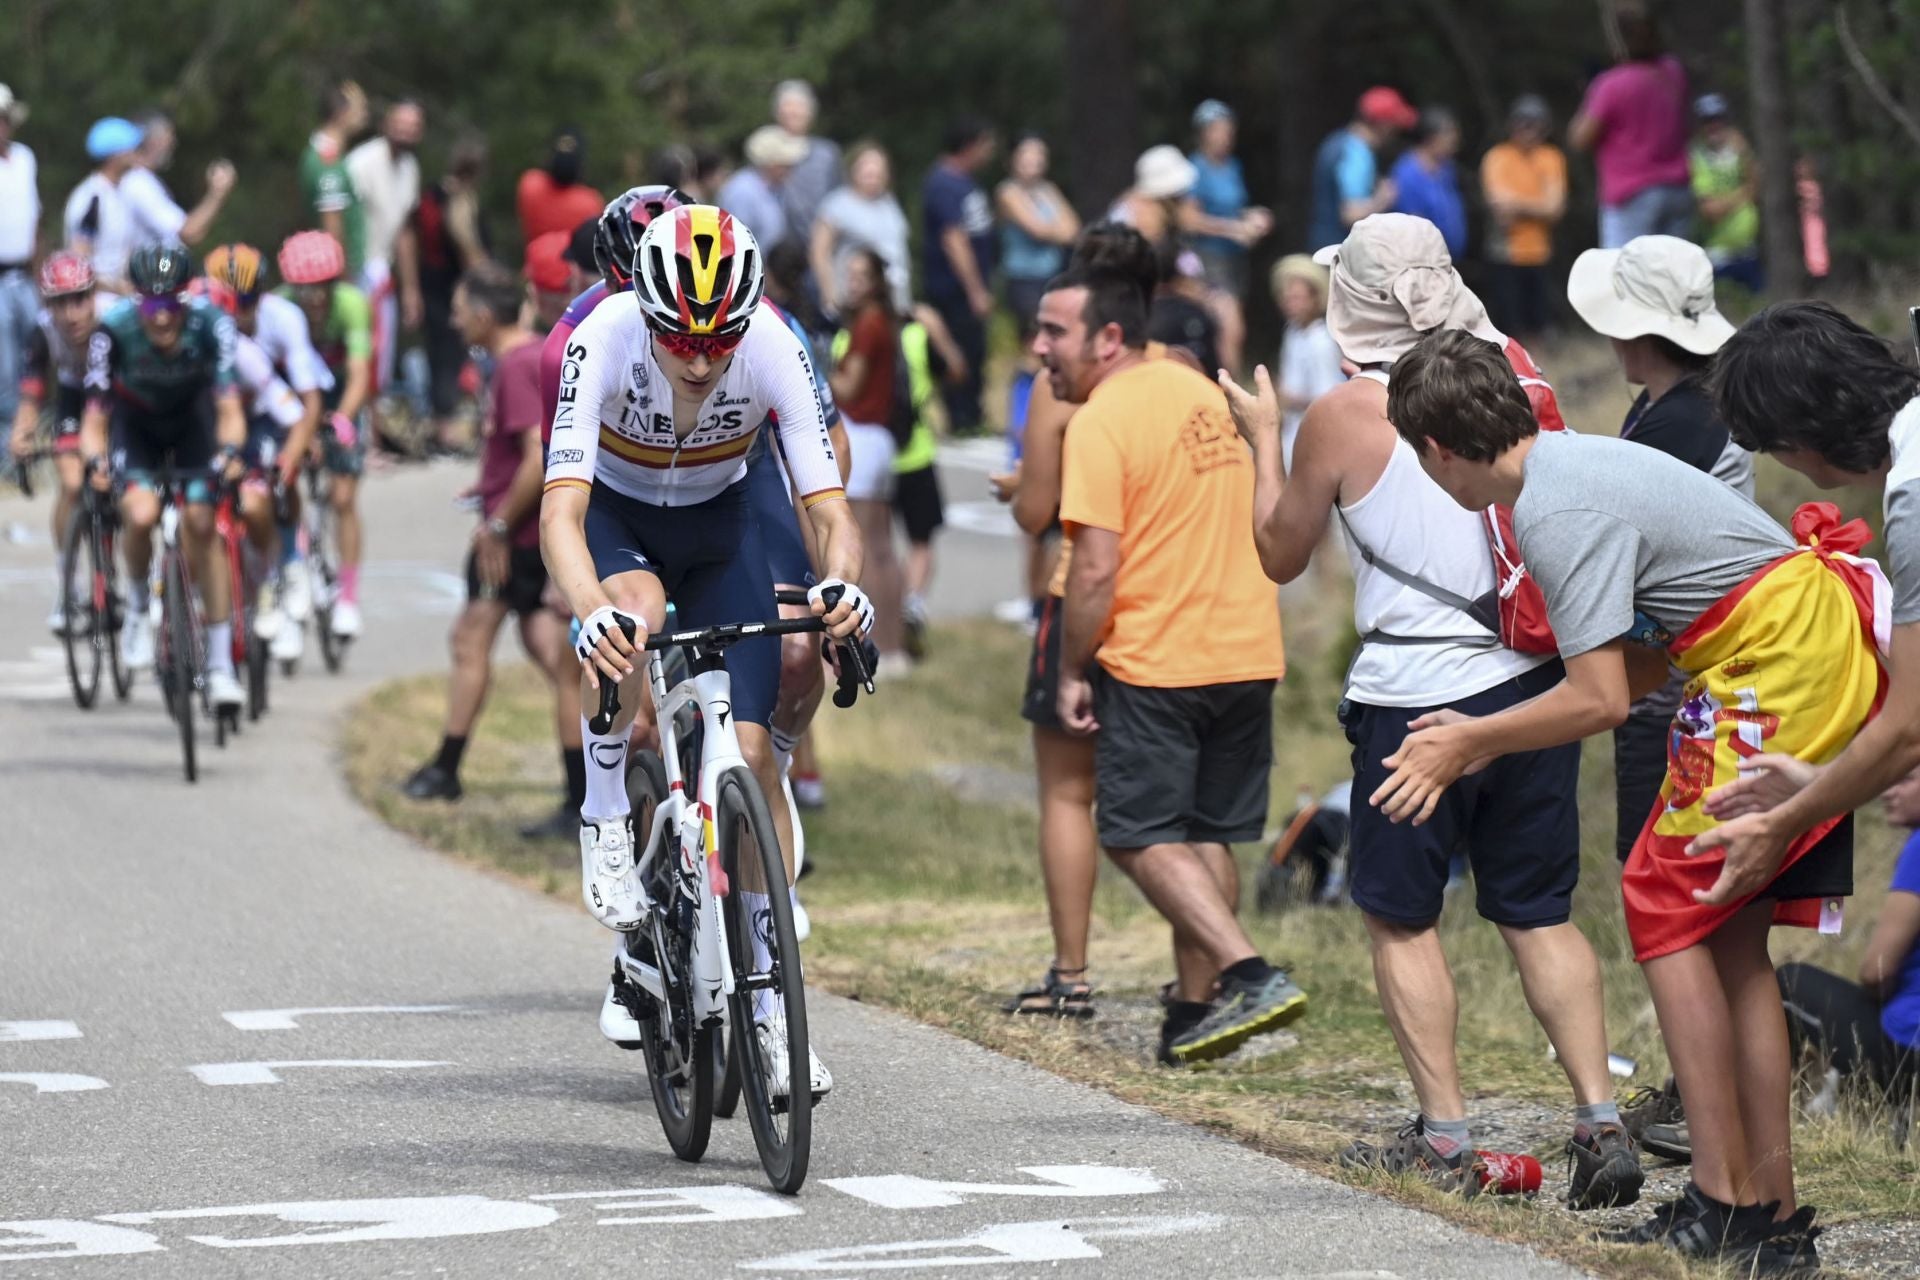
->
<box><xmin>1218</xmin><ymin>214</ymin><xmax>1640</xmax><ymax>1208</ymax></box>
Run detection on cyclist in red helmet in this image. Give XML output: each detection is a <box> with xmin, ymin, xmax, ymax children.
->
<box><xmin>9</xmin><ymin>252</ymin><xmax>106</xmax><ymax>633</ymax></box>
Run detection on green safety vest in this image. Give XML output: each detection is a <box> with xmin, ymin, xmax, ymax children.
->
<box><xmin>830</xmin><ymin>318</ymin><xmax>938</xmax><ymax>474</ymax></box>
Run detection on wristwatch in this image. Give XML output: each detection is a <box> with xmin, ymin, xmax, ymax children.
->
<box><xmin>485</xmin><ymin>516</ymin><xmax>510</xmax><ymax>539</ymax></box>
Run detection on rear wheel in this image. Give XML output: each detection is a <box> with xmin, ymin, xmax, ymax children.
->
<box><xmin>104</xmin><ymin>523</ymin><xmax>131</xmax><ymax>702</ymax></box>
<box><xmin>634</xmin><ymin>921</ymin><xmax>715</xmax><ymax>1163</ymax></box>
<box><xmin>60</xmin><ymin>504</ymin><xmax>100</xmax><ymax>709</ymax></box>
<box><xmin>717</xmin><ymin>766</ymin><xmax>811</xmax><ymax>1193</ymax></box>
<box><xmin>163</xmin><ymin>552</ymin><xmax>197</xmax><ymax>784</ymax></box>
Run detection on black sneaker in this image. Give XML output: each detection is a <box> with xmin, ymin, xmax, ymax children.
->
<box><xmin>401</xmin><ymin>761</ymin><xmax>462</xmax><ymax>801</ymax></box>
<box><xmin>1165</xmin><ymin>966</ymin><xmax>1307</xmax><ymax>1064</ymax></box>
<box><xmin>1156</xmin><ymin>1001</ymin><xmax>1210</xmax><ymax>1067</ymax></box>
<box><xmin>1757</xmin><ymin>1205</ymin><xmax>1822</xmax><ymax>1274</ymax></box>
<box><xmin>1566</xmin><ymin>1122</ymin><xmax>1644</xmax><ymax>1209</ymax></box>
<box><xmin>1339</xmin><ymin>1117</ymin><xmax>1485</xmax><ymax>1197</ymax></box>
<box><xmin>519</xmin><ymin>803</ymin><xmax>576</xmax><ymax>841</ymax></box>
<box><xmin>1621</xmin><ymin>1078</ymin><xmax>1691</xmax><ymax>1162</ymax></box>
<box><xmin>1602</xmin><ymin>1182</ymin><xmax>1779</xmax><ymax>1264</ymax></box>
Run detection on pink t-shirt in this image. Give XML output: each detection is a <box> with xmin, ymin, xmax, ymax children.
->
<box><xmin>1580</xmin><ymin>55</ymin><xmax>1690</xmax><ymax>207</ymax></box>
<box><xmin>479</xmin><ymin>338</ymin><xmax>547</xmax><ymax>549</ymax></box>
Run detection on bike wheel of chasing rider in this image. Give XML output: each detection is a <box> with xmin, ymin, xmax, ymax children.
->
<box><xmin>717</xmin><ymin>765</ymin><xmax>811</xmax><ymax>1193</ymax></box>
<box><xmin>247</xmin><ymin>633</ymin><xmax>269</xmax><ymax>721</ymax></box>
<box><xmin>104</xmin><ymin>522</ymin><xmax>131</xmax><ymax>702</ymax></box>
<box><xmin>60</xmin><ymin>503</ymin><xmax>101</xmax><ymax>710</ymax></box>
<box><xmin>163</xmin><ymin>552</ymin><xmax>197</xmax><ymax>784</ymax></box>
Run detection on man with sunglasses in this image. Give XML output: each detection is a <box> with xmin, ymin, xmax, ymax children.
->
<box><xmin>79</xmin><ymin>245</ymin><xmax>247</xmax><ymax>713</ymax></box>
<box><xmin>541</xmin><ymin>205</ymin><xmax>868</xmax><ymax>1103</ymax></box>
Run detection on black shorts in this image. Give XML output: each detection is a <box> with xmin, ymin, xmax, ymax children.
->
<box><xmin>466</xmin><ymin>543</ymin><xmax>549</xmax><ymax>616</ymax></box>
<box><xmin>1764</xmin><ymin>815</ymin><xmax>1854</xmax><ymax>902</ymax></box>
<box><xmin>1021</xmin><ymin>595</ymin><xmax>1065</xmax><ymax>731</ymax></box>
<box><xmin>1092</xmin><ymin>666</ymin><xmax>1274</xmax><ymax>850</ymax></box>
<box><xmin>893</xmin><ymin>463</ymin><xmax>945</xmax><ymax>545</ymax></box>
<box><xmin>51</xmin><ymin>385</ymin><xmax>86</xmax><ymax>445</ymax></box>
<box><xmin>1344</xmin><ymin>661</ymin><xmax>1581</xmax><ymax>929</ymax></box>
<box><xmin>112</xmin><ymin>397</ymin><xmax>218</xmax><ymax>502</ymax></box>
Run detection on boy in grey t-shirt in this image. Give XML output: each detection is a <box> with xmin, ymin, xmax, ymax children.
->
<box><xmin>1366</xmin><ymin>327</ymin><xmax>1884</xmax><ymax>1270</ymax></box>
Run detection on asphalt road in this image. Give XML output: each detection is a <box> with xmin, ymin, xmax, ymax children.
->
<box><xmin>0</xmin><ymin>455</ymin><xmax>1582</xmax><ymax>1278</ymax></box>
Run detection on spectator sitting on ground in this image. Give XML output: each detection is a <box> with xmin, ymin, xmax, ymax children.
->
<box><xmin>811</xmin><ymin>140</ymin><xmax>911</xmax><ymax>316</ymax></box>
<box><xmin>1307</xmin><ymin>86</ymin><xmax>1418</xmax><ymax>252</ymax></box>
<box><xmin>122</xmin><ymin>108</ymin><xmax>236</xmax><ymax>249</ymax></box>
<box><xmin>1689</xmin><ymin>94</ymin><xmax>1763</xmax><ymax>292</ymax></box>
<box><xmin>1270</xmin><ymin>253</ymin><xmax>1343</xmax><ymax>469</ymax></box>
<box><xmin>1390</xmin><ymin>107</ymin><xmax>1468</xmax><ymax>259</ymax></box>
<box><xmin>771</xmin><ymin>79</ymin><xmax>842</xmax><ymax>250</ymax></box>
<box><xmin>1186</xmin><ymin>100</ymin><xmax>1273</xmax><ymax>299</ymax></box>
<box><xmin>1480</xmin><ymin>94</ymin><xmax>1567</xmax><ymax>347</ymax></box>
<box><xmin>64</xmin><ymin>116</ymin><xmax>147</xmax><ymax>291</ymax></box>
<box><xmin>516</xmin><ymin>126</ymin><xmax>603</xmax><ymax>248</ymax></box>
<box><xmin>718</xmin><ymin>125</ymin><xmax>807</xmax><ymax>252</ymax></box>
<box><xmin>1570</xmin><ymin>5</ymin><xmax>1692</xmax><ymax>248</ymax></box>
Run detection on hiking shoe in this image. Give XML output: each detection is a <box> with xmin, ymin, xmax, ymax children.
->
<box><xmin>1164</xmin><ymin>965</ymin><xmax>1307</xmax><ymax>1064</ymax></box>
<box><xmin>1601</xmin><ymin>1182</ymin><xmax>1780</xmax><ymax>1264</ymax></box>
<box><xmin>1566</xmin><ymin>1122</ymin><xmax>1644</xmax><ymax>1210</ymax></box>
<box><xmin>1758</xmin><ymin>1206</ymin><xmax>1822</xmax><ymax>1274</ymax></box>
<box><xmin>1621</xmin><ymin>1078</ymin><xmax>1691</xmax><ymax>1162</ymax></box>
<box><xmin>1338</xmin><ymin>1118</ymin><xmax>1485</xmax><ymax>1197</ymax></box>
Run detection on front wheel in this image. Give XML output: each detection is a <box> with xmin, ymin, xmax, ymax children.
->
<box><xmin>163</xmin><ymin>552</ymin><xmax>197</xmax><ymax>784</ymax></box>
<box><xmin>60</xmin><ymin>504</ymin><xmax>101</xmax><ymax>709</ymax></box>
<box><xmin>717</xmin><ymin>766</ymin><xmax>811</xmax><ymax>1193</ymax></box>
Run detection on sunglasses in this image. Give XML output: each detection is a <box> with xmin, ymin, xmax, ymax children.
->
<box><xmin>652</xmin><ymin>329</ymin><xmax>743</xmax><ymax>361</ymax></box>
<box><xmin>138</xmin><ymin>293</ymin><xmax>186</xmax><ymax>318</ymax></box>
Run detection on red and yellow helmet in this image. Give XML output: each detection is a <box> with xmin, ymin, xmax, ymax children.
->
<box><xmin>631</xmin><ymin>205</ymin><xmax>764</xmax><ymax>340</ymax></box>
<box><xmin>205</xmin><ymin>243</ymin><xmax>266</xmax><ymax>298</ymax></box>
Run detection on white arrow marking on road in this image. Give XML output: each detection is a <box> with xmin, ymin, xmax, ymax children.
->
<box><xmin>741</xmin><ymin>1213</ymin><xmax>1223</xmax><ymax>1272</ymax></box>
<box><xmin>99</xmin><ymin>1196</ymin><xmax>555</xmax><ymax>1247</ymax></box>
<box><xmin>221</xmin><ymin>1005</ymin><xmax>463</xmax><ymax>1031</ymax></box>
<box><xmin>0</xmin><ymin>1020</ymin><xmax>82</xmax><ymax>1042</ymax></box>
<box><xmin>825</xmin><ymin>1164</ymin><xmax>1163</xmax><ymax>1209</ymax></box>
<box><xmin>531</xmin><ymin>1185</ymin><xmax>801</xmax><ymax>1225</ymax></box>
<box><xmin>187</xmin><ymin>1060</ymin><xmax>450</xmax><ymax>1086</ymax></box>
<box><xmin>0</xmin><ymin>1220</ymin><xmax>163</xmax><ymax>1261</ymax></box>
<box><xmin>0</xmin><ymin>1073</ymin><xmax>109</xmax><ymax>1094</ymax></box>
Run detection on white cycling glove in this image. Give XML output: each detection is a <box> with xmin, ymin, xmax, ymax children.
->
<box><xmin>809</xmin><ymin>578</ymin><xmax>875</xmax><ymax>638</ymax></box>
<box><xmin>577</xmin><ymin>605</ymin><xmax>637</xmax><ymax>665</ymax></box>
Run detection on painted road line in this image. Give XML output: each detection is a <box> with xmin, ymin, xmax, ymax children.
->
<box><xmin>97</xmin><ymin>1197</ymin><xmax>557</xmax><ymax>1248</ymax></box>
<box><xmin>221</xmin><ymin>1005</ymin><xmax>463</xmax><ymax>1031</ymax></box>
<box><xmin>824</xmin><ymin>1165</ymin><xmax>1164</xmax><ymax>1209</ymax></box>
<box><xmin>0</xmin><ymin>1073</ymin><xmax>110</xmax><ymax>1094</ymax></box>
<box><xmin>741</xmin><ymin>1213</ymin><xmax>1226</xmax><ymax>1273</ymax></box>
<box><xmin>186</xmin><ymin>1060</ymin><xmax>452</xmax><ymax>1086</ymax></box>
<box><xmin>0</xmin><ymin>1020</ymin><xmax>82</xmax><ymax>1042</ymax></box>
<box><xmin>529</xmin><ymin>1186</ymin><xmax>803</xmax><ymax>1225</ymax></box>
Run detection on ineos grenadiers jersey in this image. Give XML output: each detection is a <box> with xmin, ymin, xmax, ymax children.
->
<box><xmin>86</xmin><ymin>296</ymin><xmax>237</xmax><ymax>418</ymax></box>
<box><xmin>543</xmin><ymin>295</ymin><xmax>844</xmax><ymax>509</ymax></box>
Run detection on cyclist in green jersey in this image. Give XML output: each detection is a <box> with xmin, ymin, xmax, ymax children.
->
<box><xmin>277</xmin><ymin>231</ymin><xmax>373</xmax><ymax>638</ymax></box>
<box><xmin>79</xmin><ymin>245</ymin><xmax>247</xmax><ymax>710</ymax></box>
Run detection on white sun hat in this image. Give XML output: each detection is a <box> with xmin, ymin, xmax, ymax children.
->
<box><xmin>1133</xmin><ymin>145</ymin><xmax>1198</xmax><ymax>200</ymax></box>
<box><xmin>1568</xmin><ymin>235</ymin><xmax>1736</xmax><ymax>356</ymax></box>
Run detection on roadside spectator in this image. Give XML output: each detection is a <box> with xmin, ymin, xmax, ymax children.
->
<box><xmin>1187</xmin><ymin>100</ymin><xmax>1272</xmax><ymax>298</ymax></box>
<box><xmin>1480</xmin><ymin>95</ymin><xmax>1567</xmax><ymax>347</ymax></box>
<box><xmin>718</xmin><ymin>125</ymin><xmax>806</xmax><ymax>251</ymax></box>
<box><xmin>1797</xmin><ymin>158</ymin><xmax>1830</xmax><ymax>281</ymax></box>
<box><xmin>301</xmin><ymin>81</ymin><xmax>369</xmax><ymax>279</ymax></box>
<box><xmin>1269</xmin><ymin>254</ymin><xmax>1343</xmax><ymax>468</ymax></box>
<box><xmin>828</xmin><ymin>248</ymin><xmax>907</xmax><ymax>672</ymax></box>
<box><xmin>647</xmin><ymin>144</ymin><xmax>697</xmax><ymax>195</ymax></box>
<box><xmin>1307</xmin><ymin>86</ymin><xmax>1418</xmax><ymax>252</ymax></box>
<box><xmin>64</xmin><ymin>117</ymin><xmax>147</xmax><ymax>290</ymax></box>
<box><xmin>1689</xmin><ymin>94</ymin><xmax>1762</xmax><ymax>292</ymax></box>
<box><xmin>692</xmin><ymin>146</ymin><xmax>732</xmax><ymax>203</ymax></box>
<box><xmin>771</xmin><ymin>79</ymin><xmax>842</xmax><ymax>249</ymax></box>
<box><xmin>416</xmin><ymin>135</ymin><xmax>492</xmax><ymax>448</ymax></box>
<box><xmin>1390</xmin><ymin>108</ymin><xmax>1467</xmax><ymax>259</ymax></box>
<box><xmin>895</xmin><ymin>302</ymin><xmax>968</xmax><ymax>660</ymax></box>
<box><xmin>1108</xmin><ymin>145</ymin><xmax>1196</xmax><ymax>249</ymax></box>
<box><xmin>347</xmin><ymin>97</ymin><xmax>426</xmax><ymax>395</ymax></box>
<box><xmin>1570</xmin><ymin>6</ymin><xmax>1691</xmax><ymax>248</ymax></box>
<box><xmin>922</xmin><ymin>117</ymin><xmax>997</xmax><ymax>437</ymax></box>
<box><xmin>995</xmin><ymin>132</ymin><xmax>1078</xmax><ymax>332</ymax></box>
<box><xmin>525</xmin><ymin>230</ymin><xmax>578</xmax><ymax>333</ymax></box>
<box><xmin>1147</xmin><ymin>242</ymin><xmax>1220</xmax><ymax>374</ymax></box>
<box><xmin>811</xmin><ymin>140</ymin><xmax>911</xmax><ymax>315</ymax></box>
<box><xmin>516</xmin><ymin>127</ymin><xmax>602</xmax><ymax>248</ymax></box>
<box><xmin>1776</xmin><ymin>763</ymin><xmax>1920</xmax><ymax>1105</ymax></box>
<box><xmin>0</xmin><ymin>85</ymin><xmax>37</xmax><ymax>432</ymax></box>
<box><xmin>401</xmin><ymin>266</ymin><xmax>569</xmax><ymax>805</ymax></box>
<box><xmin>1568</xmin><ymin>234</ymin><xmax>1749</xmax><ymax>869</ymax></box>
<box><xmin>122</xmin><ymin>109</ymin><xmax>236</xmax><ymax>248</ymax></box>
<box><xmin>1041</xmin><ymin>262</ymin><xmax>1300</xmax><ymax>1069</ymax></box>
<box><xmin>1112</xmin><ymin>147</ymin><xmax>1248</xmax><ymax>374</ymax></box>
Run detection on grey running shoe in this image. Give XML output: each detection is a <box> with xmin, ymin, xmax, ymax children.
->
<box><xmin>1621</xmin><ymin>1078</ymin><xmax>1691</xmax><ymax>1163</ymax></box>
<box><xmin>1339</xmin><ymin>1117</ymin><xmax>1485</xmax><ymax>1196</ymax></box>
<box><xmin>1566</xmin><ymin>1122</ymin><xmax>1645</xmax><ymax>1209</ymax></box>
<box><xmin>1165</xmin><ymin>966</ymin><xmax>1307</xmax><ymax>1064</ymax></box>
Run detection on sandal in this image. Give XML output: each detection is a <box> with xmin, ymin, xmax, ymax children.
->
<box><xmin>1002</xmin><ymin>965</ymin><xmax>1096</xmax><ymax>1019</ymax></box>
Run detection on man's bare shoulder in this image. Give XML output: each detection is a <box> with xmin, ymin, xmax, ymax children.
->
<box><xmin>1299</xmin><ymin>374</ymin><xmax>1389</xmax><ymax>438</ymax></box>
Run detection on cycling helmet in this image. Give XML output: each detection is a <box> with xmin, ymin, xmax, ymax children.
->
<box><xmin>277</xmin><ymin>230</ymin><xmax>346</xmax><ymax>286</ymax></box>
<box><xmin>196</xmin><ymin>277</ymin><xmax>240</xmax><ymax>316</ymax></box>
<box><xmin>631</xmin><ymin>205</ymin><xmax>764</xmax><ymax>339</ymax></box>
<box><xmin>593</xmin><ymin>184</ymin><xmax>690</xmax><ymax>287</ymax></box>
<box><xmin>205</xmin><ymin>243</ymin><xmax>266</xmax><ymax>297</ymax></box>
<box><xmin>128</xmin><ymin>244</ymin><xmax>195</xmax><ymax>297</ymax></box>
<box><xmin>37</xmin><ymin>251</ymin><xmax>95</xmax><ymax>299</ymax></box>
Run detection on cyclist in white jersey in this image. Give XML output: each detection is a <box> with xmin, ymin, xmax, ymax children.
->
<box><xmin>542</xmin><ymin>206</ymin><xmax>869</xmax><ymax>1099</ymax></box>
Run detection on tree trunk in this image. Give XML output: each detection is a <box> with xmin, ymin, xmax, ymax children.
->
<box><xmin>1058</xmin><ymin>0</ymin><xmax>1139</xmax><ymax>219</ymax></box>
<box><xmin>1743</xmin><ymin>0</ymin><xmax>1802</xmax><ymax>293</ymax></box>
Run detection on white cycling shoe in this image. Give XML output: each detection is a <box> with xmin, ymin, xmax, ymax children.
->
<box><xmin>47</xmin><ymin>604</ymin><xmax>69</xmax><ymax>636</ymax></box>
<box><xmin>121</xmin><ymin>611</ymin><xmax>155</xmax><ymax>670</ymax></box>
<box><xmin>756</xmin><ymin>1012</ymin><xmax>831</xmax><ymax>1104</ymax></box>
<box><xmin>270</xmin><ymin>619</ymin><xmax>305</xmax><ymax>664</ymax></box>
<box><xmin>206</xmin><ymin>668</ymin><xmax>245</xmax><ymax>711</ymax></box>
<box><xmin>330</xmin><ymin>598</ymin><xmax>363</xmax><ymax>639</ymax></box>
<box><xmin>281</xmin><ymin>560</ymin><xmax>313</xmax><ymax>622</ymax></box>
<box><xmin>580</xmin><ymin>816</ymin><xmax>645</xmax><ymax>931</ymax></box>
<box><xmin>600</xmin><ymin>982</ymin><xmax>642</xmax><ymax>1048</ymax></box>
<box><xmin>254</xmin><ymin>582</ymin><xmax>283</xmax><ymax>640</ymax></box>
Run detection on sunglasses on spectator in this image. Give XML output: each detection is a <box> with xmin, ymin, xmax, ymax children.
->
<box><xmin>138</xmin><ymin>293</ymin><xmax>186</xmax><ymax>318</ymax></box>
<box><xmin>652</xmin><ymin>329</ymin><xmax>743</xmax><ymax>361</ymax></box>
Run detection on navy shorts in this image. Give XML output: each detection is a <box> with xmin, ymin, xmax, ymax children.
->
<box><xmin>1343</xmin><ymin>660</ymin><xmax>1580</xmax><ymax>929</ymax></box>
<box><xmin>745</xmin><ymin>434</ymin><xmax>815</xmax><ymax>588</ymax></box>
<box><xmin>243</xmin><ymin>413</ymin><xmax>291</xmax><ymax>474</ymax></box>
<box><xmin>583</xmin><ymin>479</ymin><xmax>779</xmax><ymax>727</ymax></box>
<box><xmin>113</xmin><ymin>399</ymin><xmax>217</xmax><ymax>504</ymax></box>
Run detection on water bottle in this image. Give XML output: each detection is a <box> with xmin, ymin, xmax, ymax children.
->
<box><xmin>1477</xmin><ymin>1150</ymin><xmax>1544</xmax><ymax>1196</ymax></box>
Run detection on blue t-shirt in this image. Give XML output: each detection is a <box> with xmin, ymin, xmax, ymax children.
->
<box><xmin>922</xmin><ymin>163</ymin><xmax>995</xmax><ymax>302</ymax></box>
<box><xmin>1390</xmin><ymin>153</ymin><xmax>1469</xmax><ymax>259</ymax></box>
<box><xmin>1308</xmin><ymin>128</ymin><xmax>1377</xmax><ymax>253</ymax></box>
<box><xmin>1881</xmin><ymin>831</ymin><xmax>1920</xmax><ymax>1048</ymax></box>
<box><xmin>1189</xmin><ymin>152</ymin><xmax>1249</xmax><ymax>259</ymax></box>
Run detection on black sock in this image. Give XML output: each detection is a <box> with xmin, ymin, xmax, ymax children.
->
<box><xmin>435</xmin><ymin>734</ymin><xmax>468</xmax><ymax>775</ymax></box>
<box><xmin>563</xmin><ymin>746</ymin><xmax>587</xmax><ymax>811</ymax></box>
<box><xmin>1222</xmin><ymin>956</ymin><xmax>1274</xmax><ymax>988</ymax></box>
<box><xmin>1162</xmin><ymin>1000</ymin><xmax>1210</xmax><ymax>1038</ymax></box>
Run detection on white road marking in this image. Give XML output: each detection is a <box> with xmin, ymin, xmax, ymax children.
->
<box><xmin>221</xmin><ymin>1005</ymin><xmax>462</xmax><ymax>1031</ymax></box>
<box><xmin>942</xmin><ymin>500</ymin><xmax>1018</xmax><ymax>538</ymax></box>
<box><xmin>0</xmin><ymin>1020</ymin><xmax>82</xmax><ymax>1042</ymax></box>
<box><xmin>0</xmin><ymin>1220</ymin><xmax>163</xmax><ymax>1261</ymax></box>
<box><xmin>824</xmin><ymin>1164</ymin><xmax>1163</xmax><ymax>1209</ymax></box>
<box><xmin>530</xmin><ymin>1185</ymin><xmax>801</xmax><ymax>1225</ymax></box>
<box><xmin>741</xmin><ymin>1213</ymin><xmax>1223</xmax><ymax>1272</ymax></box>
<box><xmin>936</xmin><ymin>439</ymin><xmax>1014</xmax><ymax>474</ymax></box>
<box><xmin>98</xmin><ymin>1197</ymin><xmax>556</xmax><ymax>1248</ymax></box>
<box><xmin>187</xmin><ymin>1059</ymin><xmax>451</xmax><ymax>1086</ymax></box>
<box><xmin>0</xmin><ymin>1073</ymin><xmax>109</xmax><ymax>1094</ymax></box>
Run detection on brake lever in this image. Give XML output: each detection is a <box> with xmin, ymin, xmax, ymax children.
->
<box><xmin>587</xmin><ymin>613</ymin><xmax>640</xmax><ymax>735</ymax></box>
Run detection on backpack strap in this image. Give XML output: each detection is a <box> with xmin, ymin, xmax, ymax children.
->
<box><xmin>1334</xmin><ymin>505</ymin><xmax>1501</xmax><ymax>636</ymax></box>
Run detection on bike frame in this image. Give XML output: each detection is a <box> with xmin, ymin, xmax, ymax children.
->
<box><xmin>154</xmin><ymin>476</ymin><xmax>207</xmax><ymax>708</ymax></box>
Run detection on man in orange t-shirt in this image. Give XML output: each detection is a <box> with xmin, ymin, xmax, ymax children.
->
<box><xmin>1038</xmin><ymin>264</ymin><xmax>1303</xmax><ymax>1068</ymax></box>
<box><xmin>1480</xmin><ymin>95</ymin><xmax>1567</xmax><ymax>346</ymax></box>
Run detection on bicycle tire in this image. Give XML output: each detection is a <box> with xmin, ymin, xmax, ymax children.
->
<box><xmin>60</xmin><ymin>503</ymin><xmax>101</xmax><ymax>709</ymax></box>
<box><xmin>164</xmin><ymin>552</ymin><xmax>197</xmax><ymax>784</ymax></box>
<box><xmin>104</xmin><ymin>520</ymin><xmax>131</xmax><ymax>702</ymax></box>
<box><xmin>247</xmin><ymin>639</ymin><xmax>268</xmax><ymax>721</ymax></box>
<box><xmin>717</xmin><ymin>765</ymin><xmax>811</xmax><ymax>1193</ymax></box>
<box><xmin>318</xmin><ymin>603</ymin><xmax>342</xmax><ymax>673</ymax></box>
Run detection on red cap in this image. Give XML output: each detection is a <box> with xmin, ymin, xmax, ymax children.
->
<box><xmin>524</xmin><ymin>231</ymin><xmax>573</xmax><ymax>293</ymax></box>
<box><xmin>1358</xmin><ymin>85</ymin><xmax>1419</xmax><ymax>131</ymax></box>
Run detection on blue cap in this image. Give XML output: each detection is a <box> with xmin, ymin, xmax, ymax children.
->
<box><xmin>1694</xmin><ymin>93</ymin><xmax>1731</xmax><ymax>120</ymax></box>
<box><xmin>1191</xmin><ymin>99</ymin><xmax>1234</xmax><ymax>129</ymax></box>
<box><xmin>86</xmin><ymin>117</ymin><xmax>144</xmax><ymax>161</ymax></box>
